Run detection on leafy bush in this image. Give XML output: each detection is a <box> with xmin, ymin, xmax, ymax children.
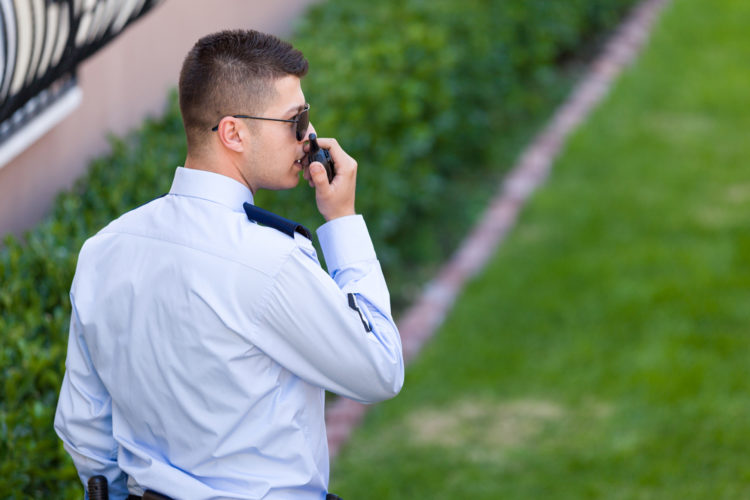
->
<box><xmin>0</xmin><ymin>0</ymin><xmax>635</xmax><ymax>496</ymax></box>
<box><xmin>261</xmin><ymin>0</ymin><xmax>636</xmax><ymax>299</ymax></box>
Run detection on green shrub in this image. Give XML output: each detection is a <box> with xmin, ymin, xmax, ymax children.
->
<box><xmin>260</xmin><ymin>0</ymin><xmax>636</xmax><ymax>300</ymax></box>
<box><xmin>0</xmin><ymin>0</ymin><xmax>635</xmax><ymax>496</ymax></box>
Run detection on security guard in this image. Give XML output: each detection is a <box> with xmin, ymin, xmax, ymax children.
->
<box><xmin>54</xmin><ymin>30</ymin><xmax>404</xmax><ymax>499</ymax></box>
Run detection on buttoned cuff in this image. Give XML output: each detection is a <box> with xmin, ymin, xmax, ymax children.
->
<box><xmin>316</xmin><ymin>215</ymin><xmax>376</xmax><ymax>271</ymax></box>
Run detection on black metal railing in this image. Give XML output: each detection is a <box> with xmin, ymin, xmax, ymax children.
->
<box><xmin>0</xmin><ymin>0</ymin><xmax>163</xmax><ymax>144</ymax></box>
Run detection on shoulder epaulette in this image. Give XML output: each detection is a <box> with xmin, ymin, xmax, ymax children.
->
<box><xmin>243</xmin><ymin>202</ymin><xmax>312</xmax><ymax>241</ymax></box>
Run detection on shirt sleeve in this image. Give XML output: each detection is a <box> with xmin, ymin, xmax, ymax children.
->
<box><xmin>54</xmin><ymin>297</ymin><xmax>129</xmax><ymax>499</ymax></box>
<box><xmin>253</xmin><ymin>215</ymin><xmax>404</xmax><ymax>404</ymax></box>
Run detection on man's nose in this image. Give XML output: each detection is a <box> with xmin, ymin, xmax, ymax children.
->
<box><xmin>303</xmin><ymin>122</ymin><xmax>316</xmax><ymax>142</ymax></box>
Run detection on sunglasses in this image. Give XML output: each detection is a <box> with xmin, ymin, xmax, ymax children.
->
<box><xmin>211</xmin><ymin>103</ymin><xmax>310</xmax><ymax>141</ymax></box>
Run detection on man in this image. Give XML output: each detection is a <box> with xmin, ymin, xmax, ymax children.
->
<box><xmin>54</xmin><ymin>29</ymin><xmax>404</xmax><ymax>499</ymax></box>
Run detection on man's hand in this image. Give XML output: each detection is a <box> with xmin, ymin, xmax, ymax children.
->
<box><xmin>303</xmin><ymin>137</ymin><xmax>357</xmax><ymax>222</ymax></box>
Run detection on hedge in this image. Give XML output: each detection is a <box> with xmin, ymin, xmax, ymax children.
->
<box><xmin>0</xmin><ymin>0</ymin><xmax>636</xmax><ymax>496</ymax></box>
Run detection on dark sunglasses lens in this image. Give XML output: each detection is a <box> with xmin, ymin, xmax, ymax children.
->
<box><xmin>296</xmin><ymin>109</ymin><xmax>309</xmax><ymax>141</ymax></box>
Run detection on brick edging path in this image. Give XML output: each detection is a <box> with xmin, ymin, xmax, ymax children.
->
<box><xmin>325</xmin><ymin>0</ymin><xmax>671</xmax><ymax>460</ymax></box>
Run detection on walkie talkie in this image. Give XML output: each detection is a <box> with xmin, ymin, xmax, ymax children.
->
<box><xmin>308</xmin><ymin>133</ymin><xmax>335</xmax><ymax>183</ymax></box>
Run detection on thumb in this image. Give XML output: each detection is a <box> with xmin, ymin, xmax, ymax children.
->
<box><xmin>309</xmin><ymin>162</ymin><xmax>331</xmax><ymax>190</ymax></box>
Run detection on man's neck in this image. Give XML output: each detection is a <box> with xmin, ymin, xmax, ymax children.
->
<box><xmin>184</xmin><ymin>155</ymin><xmax>254</xmax><ymax>193</ymax></box>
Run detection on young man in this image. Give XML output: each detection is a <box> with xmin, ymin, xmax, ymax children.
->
<box><xmin>54</xmin><ymin>30</ymin><xmax>404</xmax><ymax>499</ymax></box>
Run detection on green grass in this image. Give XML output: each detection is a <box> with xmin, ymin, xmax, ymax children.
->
<box><xmin>329</xmin><ymin>0</ymin><xmax>750</xmax><ymax>497</ymax></box>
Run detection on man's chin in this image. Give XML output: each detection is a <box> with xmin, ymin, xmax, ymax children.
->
<box><xmin>263</xmin><ymin>176</ymin><xmax>300</xmax><ymax>192</ymax></box>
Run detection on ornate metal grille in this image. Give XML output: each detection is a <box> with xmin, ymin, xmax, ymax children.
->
<box><xmin>0</xmin><ymin>0</ymin><xmax>163</xmax><ymax>144</ymax></box>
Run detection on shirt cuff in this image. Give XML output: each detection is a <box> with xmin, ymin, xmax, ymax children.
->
<box><xmin>316</xmin><ymin>215</ymin><xmax>376</xmax><ymax>271</ymax></box>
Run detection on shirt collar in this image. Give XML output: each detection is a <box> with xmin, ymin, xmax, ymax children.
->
<box><xmin>169</xmin><ymin>166</ymin><xmax>254</xmax><ymax>213</ymax></box>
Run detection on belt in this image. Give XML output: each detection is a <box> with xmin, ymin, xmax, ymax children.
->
<box><xmin>126</xmin><ymin>493</ymin><xmax>171</xmax><ymax>500</ymax></box>
<box><xmin>128</xmin><ymin>493</ymin><xmax>343</xmax><ymax>499</ymax></box>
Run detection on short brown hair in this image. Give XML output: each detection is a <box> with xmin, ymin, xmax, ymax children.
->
<box><xmin>178</xmin><ymin>30</ymin><xmax>308</xmax><ymax>152</ymax></box>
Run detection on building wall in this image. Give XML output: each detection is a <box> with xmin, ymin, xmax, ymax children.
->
<box><xmin>0</xmin><ymin>0</ymin><xmax>318</xmax><ymax>238</ymax></box>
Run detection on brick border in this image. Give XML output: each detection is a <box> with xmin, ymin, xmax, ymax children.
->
<box><xmin>325</xmin><ymin>0</ymin><xmax>671</xmax><ymax>460</ymax></box>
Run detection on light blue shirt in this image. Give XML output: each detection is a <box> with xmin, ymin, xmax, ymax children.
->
<box><xmin>54</xmin><ymin>167</ymin><xmax>404</xmax><ymax>499</ymax></box>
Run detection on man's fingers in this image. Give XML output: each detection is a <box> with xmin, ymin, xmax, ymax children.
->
<box><xmin>309</xmin><ymin>137</ymin><xmax>355</xmax><ymax>172</ymax></box>
<box><xmin>309</xmin><ymin>162</ymin><xmax>330</xmax><ymax>189</ymax></box>
<box><xmin>306</xmin><ymin>136</ymin><xmax>357</xmax><ymax>221</ymax></box>
<box><xmin>311</xmin><ymin>137</ymin><xmax>338</xmax><ymax>150</ymax></box>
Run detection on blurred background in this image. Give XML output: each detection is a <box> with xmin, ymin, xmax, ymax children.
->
<box><xmin>3</xmin><ymin>0</ymin><xmax>749</xmax><ymax>498</ymax></box>
<box><xmin>0</xmin><ymin>0</ymin><xmax>316</xmax><ymax>238</ymax></box>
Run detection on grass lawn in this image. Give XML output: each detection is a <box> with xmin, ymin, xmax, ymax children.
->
<box><xmin>329</xmin><ymin>0</ymin><xmax>750</xmax><ymax>497</ymax></box>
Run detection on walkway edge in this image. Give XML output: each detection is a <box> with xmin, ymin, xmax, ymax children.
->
<box><xmin>325</xmin><ymin>0</ymin><xmax>671</xmax><ymax>460</ymax></box>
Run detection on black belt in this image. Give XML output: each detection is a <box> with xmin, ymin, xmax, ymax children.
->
<box><xmin>93</xmin><ymin>475</ymin><xmax>342</xmax><ymax>499</ymax></box>
<box><xmin>126</xmin><ymin>492</ymin><xmax>171</xmax><ymax>500</ymax></box>
<box><xmin>127</xmin><ymin>493</ymin><xmax>343</xmax><ymax>499</ymax></box>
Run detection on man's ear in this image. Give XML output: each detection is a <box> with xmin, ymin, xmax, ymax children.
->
<box><xmin>216</xmin><ymin>118</ymin><xmax>246</xmax><ymax>153</ymax></box>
